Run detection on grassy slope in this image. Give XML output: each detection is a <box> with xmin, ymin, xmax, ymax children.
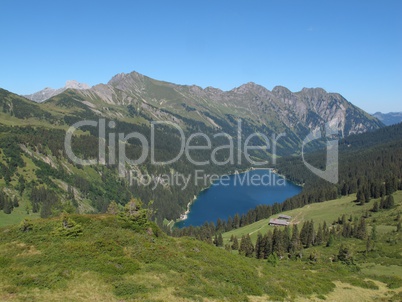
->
<box><xmin>0</xmin><ymin>202</ymin><xmax>402</xmax><ymax>301</ymax></box>
<box><xmin>222</xmin><ymin>191</ymin><xmax>402</xmax><ymax>244</ymax></box>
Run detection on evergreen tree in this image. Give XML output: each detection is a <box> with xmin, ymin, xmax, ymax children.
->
<box><xmin>380</xmin><ymin>196</ymin><xmax>385</xmax><ymax>209</ymax></box>
<box><xmin>217</xmin><ymin>233</ymin><xmax>224</xmax><ymax>247</ymax></box>
<box><xmin>384</xmin><ymin>195</ymin><xmax>395</xmax><ymax>209</ymax></box>
<box><xmin>356</xmin><ymin>217</ymin><xmax>367</xmax><ymax>240</ymax></box>
<box><xmin>18</xmin><ymin>175</ymin><xmax>25</xmax><ymax>195</ymax></box>
<box><xmin>13</xmin><ymin>196</ymin><xmax>19</xmax><ymax>208</ymax></box>
<box><xmin>272</xmin><ymin>228</ymin><xmax>284</xmax><ymax>256</ymax></box>
<box><xmin>300</xmin><ymin>221</ymin><xmax>309</xmax><ymax>247</ymax></box>
<box><xmin>3</xmin><ymin>199</ymin><xmax>12</xmax><ymax>214</ymax></box>
<box><xmin>371</xmin><ymin>224</ymin><xmax>377</xmax><ymax>241</ymax></box>
<box><xmin>233</xmin><ymin>214</ymin><xmax>240</xmax><ymax>229</ymax></box>
<box><xmin>363</xmin><ymin>186</ymin><xmax>370</xmax><ymax>203</ymax></box>
<box><xmin>226</xmin><ymin>216</ymin><xmax>233</xmax><ymax>231</ymax></box>
<box><xmin>315</xmin><ymin>223</ymin><xmax>323</xmax><ymax>246</ymax></box>
<box><xmin>239</xmin><ymin>234</ymin><xmax>254</xmax><ymax>257</ymax></box>
<box><xmin>326</xmin><ymin>234</ymin><xmax>334</xmax><ymax>247</ymax></box>
<box><xmin>365</xmin><ymin>236</ymin><xmax>372</xmax><ymax>255</ymax></box>
<box><xmin>338</xmin><ymin>244</ymin><xmax>353</xmax><ymax>265</ymax></box>
<box><xmin>231</xmin><ymin>236</ymin><xmax>239</xmax><ymax>250</ymax></box>
<box><xmin>356</xmin><ymin>189</ymin><xmax>365</xmax><ymax>205</ymax></box>
<box><xmin>322</xmin><ymin>221</ymin><xmax>329</xmax><ymax>242</ymax></box>
<box><xmin>371</xmin><ymin>201</ymin><xmax>379</xmax><ymax>212</ymax></box>
<box><xmin>306</xmin><ymin>220</ymin><xmax>315</xmax><ymax>247</ymax></box>
<box><xmin>255</xmin><ymin>233</ymin><xmax>264</xmax><ymax>259</ymax></box>
<box><xmin>214</xmin><ymin>234</ymin><xmax>219</xmax><ymax>247</ymax></box>
<box><xmin>283</xmin><ymin>226</ymin><xmax>292</xmax><ymax>253</ymax></box>
<box><xmin>290</xmin><ymin>224</ymin><xmax>301</xmax><ymax>255</ymax></box>
<box><xmin>263</xmin><ymin>232</ymin><xmax>273</xmax><ymax>259</ymax></box>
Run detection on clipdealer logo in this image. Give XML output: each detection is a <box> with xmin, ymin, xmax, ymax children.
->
<box><xmin>64</xmin><ymin>118</ymin><xmax>340</xmax><ymax>185</ymax></box>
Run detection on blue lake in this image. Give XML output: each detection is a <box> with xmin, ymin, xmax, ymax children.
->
<box><xmin>176</xmin><ymin>169</ymin><xmax>302</xmax><ymax>228</ymax></box>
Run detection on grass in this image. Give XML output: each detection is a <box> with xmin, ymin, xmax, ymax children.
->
<box><xmin>0</xmin><ymin>198</ymin><xmax>40</xmax><ymax>228</ymax></box>
<box><xmin>1</xmin><ymin>212</ymin><xmax>401</xmax><ymax>301</ymax></box>
<box><xmin>222</xmin><ymin>191</ymin><xmax>402</xmax><ymax>245</ymax></box>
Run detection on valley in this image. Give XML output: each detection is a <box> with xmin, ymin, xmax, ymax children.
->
<box><xmin>1</xmin><ymin>72</ymin><xmax>401</xmax><ymax>301</ymax></box>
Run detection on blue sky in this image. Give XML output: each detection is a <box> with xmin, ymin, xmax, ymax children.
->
<box><xmin>0</xmin><ymin>0</ymin><xmax>401</xmax><ymax>113</ymax></box>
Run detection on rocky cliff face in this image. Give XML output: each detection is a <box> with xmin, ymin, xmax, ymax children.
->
<box><xmin>35</xmin><ymin>71</ymin><xmax>382</xmax><ymax>140</ymax></box>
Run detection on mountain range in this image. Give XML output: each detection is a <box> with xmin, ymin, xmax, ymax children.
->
<box><xmin>24</xmin><ymin>71</ymin><xmax>383</xmax><ymax>141</ymax></box>
<box><xmin>0</xmin><ymin>71</ymin><xmax>385</xmax><ymax>223</ymax></box>
<box><xmin>24</xmin><ymin>80</ymin><xmax>91</xmax><ymax>103</ymax></box>
<box><xmin>372</xmin><ymin>111</ymin><xmax>402</xmax><ymax>126</ymax></box>
<box><xmin>1</xmin><ymin>72</ymin><xmax>401</xmax><ymax>302</ymax></box>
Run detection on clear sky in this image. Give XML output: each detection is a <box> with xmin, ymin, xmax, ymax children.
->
<box><xmin>0</xmin><ymin>0</ymin><xmax>401</xmax><ymax>113</ymax></box>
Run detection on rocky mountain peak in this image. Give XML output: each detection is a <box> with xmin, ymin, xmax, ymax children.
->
<box><xmin>23</xmin><ymin>80</ymin><xmax>90</xmax><ymax>103</ymax></box>
<box><xmin>232</xmin><ymin>82</ymin><xmax>269</xmax><ymax>95</ymax></box>
<box><xmin>65</xmin><ymin>80</ymin><xmax>90</xmax><ymax>90</ymax></box>
<box><xmin>272</xmin><ymin>85</ymin><xmax>292</xmax><ymax>96</ymax></box>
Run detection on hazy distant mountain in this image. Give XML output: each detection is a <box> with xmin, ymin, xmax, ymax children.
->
<box><xmin>372</xmin><ymin>112</ymin><xmax>402</xmax><ymax>126</ymax></box>
<box><xmin>24</xmin><ymin>80</ymin><xmax>90</xmax><ymax>103</ymax></box>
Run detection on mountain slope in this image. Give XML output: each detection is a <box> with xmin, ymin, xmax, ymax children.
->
<box><xmin>1</xmin><ymin>210</ymin><xmax>401</xmax><ymax>301</ymax></box>
<box><xmin>64</xmin><ymin>71</ymin><xmax>383</xmax><ymax>138</ymax></box>
<box><xmin>0</xmin><ymin>71</ymin><xmax>384</xmax><ymax>228</ymax></box>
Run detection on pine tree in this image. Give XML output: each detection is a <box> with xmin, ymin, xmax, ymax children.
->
<box><xmin>272</xmin><ymin>228</ymin><xmax>284</xmax><ymax>256</ymax></box>
<box><xmin>363</xmin><ymin>186</ymin><xmax>370</xmax><ymax>203</ymax></box>
<box><xmin>365</xmin><ymin>236</ymin><xmax>372</xmax><ymax>255</ymax></box>
<box><xmin>385</xmin><ymin>195</ymin><xmax>395</xmax><ymax>209</ymax></box>
<box><xmin>217</xmin><ymin>233</ymin><xmax>223</xmax><ymax>247</ymax></box>
<box><xmin>255</xmin><ymin>233</ymin><xmax>264</xmax><ymax>259</ymax></box>
<box><xmin>13</xmin><ymin>196</ymin><xmax>19</xmax><ymax>208</ymax></box>
<box><xmin>300</xmin><ymin>221</ymin><xmax>309</xmax><ymax>247</ymax></box>
<box><xmin>326</xmin><ymin>234</ymin><xmax>334</xmax><ymax>247</ymax></box>
<box><xmin>233</xmin><ymin>214</ymin><xmax>240</xmax><ymax>229</ymax></box>
<box><xmin>290</xmin><ymin>224</ymin><xmax>301</xmax><ymax>255</ymax></box>
<box><xmin>322</xmin><ymin>221</ymin><xmax>329</xmax><ymax>242</ymax></box>
<box><xmin>3</xmin><ymin>199</ymin><xmax>12</xmax><ymax>214</ymax></box>
<box><xmin>371</xmin><ymin>201</ymin><xmax>379</xmax><ymax>212</ymax></box>
<box><xmin>231</xmin><ymin>236</ymin><xmax>239</xmax><ymax>250</ymax></box>
<box><xmin>338</xmin><ymin>244</ymin><xmax>353</xmax><ymax>265</ymax></box>
<box><xmin>282</xmin><ymin>226</ymin><xmax>291</xmax><ymax>253</ymax></box>
<box><xmin>307</xmin><ymin>220</ymin><xmax>315</xmax><ymax>247</ymax></box>
<box><xmin>263</xmin><ymin>232</ymin><xmax>273</xmax><ymax>258</ymax></box>
<box><xmin>380</xmin><ymin>196</ymin><xmax>385</xmax><ymax>209</ymax></box>
<box><xmin>315</xmin><ymin>223</ymin><xmax>323</xmax><ymax>246</ymax></box>
<box><xmin>356</xmin><ymin>217</ymin><xmax>367</xmax><ymax>240</ymax></box>
<box><xmin>370</xmin><ymin>224</ymin><xmax>377</xmax><ymax>241</ymax></box>
<box><xmin>226</xmin><ymin>216</ymin><xmax>233</xmax><ymax>231</ymax></box>
<box><xmin>239</xmin><ymin>234</ymin><xmax>254</xmax><ymax>257</ymax></box>
<box><xmin>356</xmin><ymin>190</ymin><xmax>365</xmax><ymax>205</ymax></box>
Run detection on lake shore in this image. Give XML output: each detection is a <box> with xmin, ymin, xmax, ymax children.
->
<box><xmin>174</xmin><ymin>166</ymin><xmax>278</xmax><ymax>225</ymax></box>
